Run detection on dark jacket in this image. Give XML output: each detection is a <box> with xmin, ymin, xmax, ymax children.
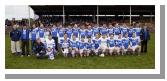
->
<box><xmin>140</xmin><ymin>28</ymin><xmax>150</xmax><ymax>41</ymax></box>
<box><xmin>10</xmin><ymin>29</ymin><xmax>21</xmax><ymax>41</ymax></box>
<box><xmin>20</xmin><ymin>29</ymin><xmax>30</xmax><ymax>41</ymax></box>
<box><xmin>35</xmin><ymin>42</ymin><xmax>46</xmax><ymax>54</ymax></box>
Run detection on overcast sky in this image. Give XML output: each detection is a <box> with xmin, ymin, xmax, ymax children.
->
<box><xmin>5</xmin><ymin>5</ymin><xmax>35</xmax><ymax>20</ymax></box>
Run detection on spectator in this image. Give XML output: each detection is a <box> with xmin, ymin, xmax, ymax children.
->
<box><xmin>10</xmin><ymin>24</ymin><xmax>21</xmax><ymax>55</ymax></box>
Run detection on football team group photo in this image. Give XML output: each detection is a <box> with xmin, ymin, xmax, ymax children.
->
<box><xmin>5</xmin><ymin>5</ymin><xmax>155</xmax><ymax>69</ymax></box>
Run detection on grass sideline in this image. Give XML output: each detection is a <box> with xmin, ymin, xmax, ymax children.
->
<box><xmin>5</xmin><ymin>33</ymin><xmax>155</xmax><ymax>69</ymax></box>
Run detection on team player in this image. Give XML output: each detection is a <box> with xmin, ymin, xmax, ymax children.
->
<box><xmin>85</xmin><ymin>37</ymin><xmax>93</xmax><ymax>56</ymax></box>
<box><xmin>121</xmin><ymin>23</ymin><xmax>129</xmax><ymax>37</ymax></box>
<box><xmin>45</xmin><ymin>35</ymin><xmax>56</xmax><ymax>60</ymax></box>
<box><xmin>134</xmin><ymin>23</ymin><xmax>141</xmax><ymax>43</ymax></box>
<box><xmin>38</xmin><ymin>24</ymin><xmax>45</xmax><ymax>39</ymax></box>
<box><xmin>66</xmin><ymin>25</ymin><xmax>73</xmax><ymax>39</ymax></box>
<box><xmin>92</xmin><ymin>33</ymin><xmax>101</xmax><ymax>56</ymax></box>
<box><xmin>129</xmin><ymin>32</ymin><xmax>141</xmax><ymax>55</ymax></box>
<box><xmin>99</xmin><ymin>33</ymin><xmax>108</xmax><ymax>56</ymax></box>
<box><xmin>100</xmin><ymin>24</ymin><xmax>108</xmax><ymax>38</ymax></box>
<box><xmin>108</xmin><ymin>24</ymin><xmax>114</xmax><ymax>37</ymax></box>
<box><xmin>128</xmin><ymin>25</ymin><xmax>135</xmax><ymax>38</ymax></box>
<box><xmin>79</xmin><ymin>24</ymin><xmax>87</xmax><ymax>40</ymax></box>
<box><xmin>107</xmin><ymin>34</ymin><xmax>115</xmax><ymax>55</ymax></box>
<box><xmin>69</xmin><ymin>34</ymin><xmax>79</xmax><ymax>57</ymax></box>
<box><xmin>78</xmin><ymin>37</ymin><xmax>86</xmax><ymax>57</ymax></box>
<box><xmin>61</xmin><ymin>33</ymin><xmax>70</xmax><ymax>57</ymax></box>
<box><xmin>30</xmin><ymin>24</ymin><xmax>39</xmax><ymax>53</ymax></box>
<box><xmin>72</xmin><ymin>24</ymin><xmax>80</xmax><ymax>38</ymax></box>
<box><xmin>58</xmin><ymin>25</ymin><xmax>65</xmax><ymax>47</ymax></box>
<box><xmin>86</xmin><ymin>25</ymin><xmax>93</xmax><ymax>38</ymax></box>
<box><xmin>51</xmin><ymin>24</ymin><xmax>58</xmax><ymax>50</ymax></box>
<box><xmin>114</xmin><ymin>23</ymin><xmax>121</xmax><ymax>39</ymax></box>
<box><xmin>122</xmin><ymin>33</ymin><xmax>130</xmax><ymax>55</ymax></box>
<box><xmin>115</xmin><ymin>33</ymin><xmax>123</xmax><ymax>55</ymax></box>
<box><xmin>92</xmin><ymin>24</ymin><xmax>100</xmax><ymax>37</ymax></box>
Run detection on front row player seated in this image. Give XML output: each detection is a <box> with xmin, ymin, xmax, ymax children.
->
<box><xmin>107</xmin><ymin>34</ymin><xmax>115</xmax><ymax>56</ymax></box>
<box><xmin>34</xmin><ymin>35</ymin><xmax>56</xmax><ymax>60</ymax></box>
<box><xmin>45</xmin><ymin>35</ymin><xmax>56</xmax><ymax>60</ymax></box>
<box><xmin>129</xmin><ymin>32</ymin><xmax>141</xmax><ymax>56</ymax></box>
<box><xmin>70</xmin><ymin>34</ymin><xmax>79</xmax><ymax>57</ymax></box>
<box><xmin>61</xmin><ymin>33</ymin><xmax>70</xmax><ymax>57</ymax></box>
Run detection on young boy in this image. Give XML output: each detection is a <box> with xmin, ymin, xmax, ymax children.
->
<box><xmin>92</xmin><ymin>33</ymin><xmax>101</xmax><ymax>56</ymax></box>
<box><xmin>99</xmin><ymin>34</ymin><xmax>108</xmax><ymax>56</ymax></box>
<box><xmin>115</xmin><ymin>33</ymin><xmax>123</xmax><ymax>55</ymax></box>
<box><xmin>85</xmin><ymin>37</ymin><xmax>93</xmax><ymax>56</ymax></box>
<box><xmin>78</xmin><ymin>37</ymin><xmax>86</xmax><ymax>57</ymax></box>
<box><xmin>45</xmin><ymin>35</ymin><xmax>56</xmax><ymax>60</ymax></box>
<box><xmin>122</xmin><ymin>33</ymin><xmax>131</xmax><ymax>55</ymax></box>
<box><xmin>107</xmin><ymin>34</ymin><xmax>115</xmax><ymax>55</ymax></box>
<box><xmin>129</xmin><ymin>32</ymin><xmax>141</xmax><ymax>55</ymax></box>
<box><xmin>30</xmin><ymin>24</ymin><xmax>39</xmax><ymax>53</ymax></box>
<box><xmin>70</xmin><ymin>35</ymin><xmax>79</xmax><ymax>57</ymax></box>
<box><xmin>61</xmin><ymin>33</ymin><xmax>70</xmax><ymax>57</ymax></box>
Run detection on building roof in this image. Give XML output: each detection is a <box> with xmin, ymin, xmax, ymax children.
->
<box><xmin>30</xmin><ymin>5</ymin><xmax>155</xmax><ymax>15</ymax></box>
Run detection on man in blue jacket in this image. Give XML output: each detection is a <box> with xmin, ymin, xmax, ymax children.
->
<box><xmin>21</xmin><ymin>25</ymin><xmax>30</xmax><ymax>56</ymax></box>
<box><xmin>10</xmin><ymin>24</ymin><xmax>21</xmax><ymax>55</ymax></box>
<box><xmin>140</xmin><ymin>23</ymin><xmax>150</xmax><ymax>53</ymax></box>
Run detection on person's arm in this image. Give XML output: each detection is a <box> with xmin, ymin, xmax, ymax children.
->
<box><xmin>147</xmin><ymin>29</ymin><xmax>150</xmax><ymax>40</ymax></box>
<box><xmin>9</xmin><ymin>31</ymin><xmax>13</xmax><ymax>38</ymax></box>
<box><xmin>140</xmin><ymin>29</ymin><xmax>143</xmax><ymax>41</ymax></box>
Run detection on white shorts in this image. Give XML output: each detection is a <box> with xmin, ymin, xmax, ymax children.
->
<box><xmin>93</xmin><ymin>48</ymin><xmax>99</xmax><ymax>54</ymax></box>
<box><xmin>79</xmin><ymin>49</ymin><xmax>85</xmax><ymax>54</ymax></box>
<box><xmin>131</xmin><ymin>45</ymin><xmax>138</xmax><ymax>51</ymax></box>
<box><xmin>109</xmin><ymin>47</ymin><xmax>115</xmax><ymax>53</ymax></box>
<box><xmin>62</xmin><ymin>48</ymin><xmax>69</xmax><ymax>54</ymax></box>
<box><xmin>71</xmin><ymin>48</ymin><xmax>78</xmax><ymax>55</ymax></box>
<box><xmin>100</xmin><ymin>45</ymin><xmax>108</xmax><ymax>50</ymax></box>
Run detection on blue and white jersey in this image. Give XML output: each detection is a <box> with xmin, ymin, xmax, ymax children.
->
<box><xmin>107</xmin><ymin>39</ymin><xmax>115</xmax><ymax>48</ymax></box>
<box><xmin>121</xmin><ymin>27</ymin><xmax>128</xmax><ymax>37</ymax></box>
<box><xmin>128</xmin><ymin>28</ymin><xmax>135</xmax><ymax>37</ymax></box>
<box><xmin>129</xmin><ymin>37</ymin><xmax>139</xmax><ymax>47</ymax></box>
<box><xmin>70</xmin><ymin>39</ymin><xmax>79</xmax><ymax>48</ymax></box>
<box><xmin>85</xmin><ymin>41</ymin><xmax>93</xmax><ymax>49</ymax></box>
<box><xmin>66</xmin><ymin>28</ymin><xmax>73</xmax><ymax>39</ymax></box>
<box><xmin>31</xmin><ymin>27</ymin><xmax>39</xmax><ymax>40</ymax></box>
<box><xmin>122</xmin><ymin>37</ymin><xmax>130</xmax><ymax>49</ymax></box>
<box><xmin>86</xmin><ymin>29</ymin><xmax>93</xmax><ymax>38</ymax></box>
<box><xmin>108</xmin><ymin>28</ymin><xmax>114</xmax><ymax>36</ymax></box>
<box><xmin>100</xmin><ymin>37</ymin><xmax>108</xmax><ymax>46</ymax></box>
<box><xmin>78</xmin><ymin>41</ymin><xmax>86</xmax><ymax>49</ymax></box>
<box><xmin>72</xmin><ymin>28</ymin><xmax>80</xmax><ymax>38</ymax></box>
<box><xmin>114</xmin><ymin>27</ymin><xmax>121</xmax><ymax>35</ymax></box>
<box><xmin>100</xmin><ymin>27</ymin><xmax>108</xmax><ymax>36</ymax></box>
<box><xmin>115</xmin><ymin>38</ymin><xmax>122</xmax><ymax>48</ymax></box>
<box><xmin>134</xmin><ymin>27</ymin><xmax>141</xmax><ymax>37</ymax></box>
<box><xmin>92</xmin><ymin>38</ymin><xmax>101</xmax><ymax>49</ymax></box>
<box><xmin>58</xmin><ymin>28</ymin><xmax>65</xmax><ymax>38</ymax></box>
<box><xmin>45</xmin><ymin>39</ymin><xmax>55</xmax><ymax>49</ymax></box>
<box><xmin>61</xmin><ymin>40</ymin><xmax>70</xmax><ymax>48</ymax></box>
<box><xmin>38</xmin><ymin>28</ymin><xmax>45</xmax><ymax>38</ymax></box>
<box><xmin>51</xmin><ymin>27</ymin><xmax>58</xmax><ymax>37</ymax></box>
<box><xmin>79</xmin><ymin>29</ymin><xmax>87</xmax><ymax>39</ymax></box>
<box><xmin>92</xmin><ymin>27</ymin><xmax>100</xmax><ymax>37</ymax></box>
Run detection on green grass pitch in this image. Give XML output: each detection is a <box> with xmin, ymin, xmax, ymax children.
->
<box><xmin>5</xmin><ymin>33</ymin><xmax>155</xmax><ymax>69</ymax></box>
